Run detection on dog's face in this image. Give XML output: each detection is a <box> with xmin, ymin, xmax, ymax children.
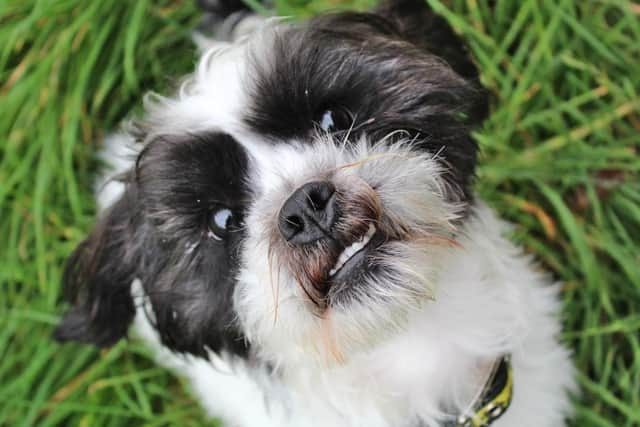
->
<box><xmin>56</xmin><ymin>6</ymin><xmax>487</xmax><ymax>365</ymax></box>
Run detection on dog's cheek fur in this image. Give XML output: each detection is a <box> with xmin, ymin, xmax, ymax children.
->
<box><xmin>144</xmin><ymin>241</ymin><xmax>249</xmax><ymax>358</ymax></box>
<box><xmin>54</xmin><ymin>190</ymin><xmax>141</xmax><ymax>347</ymax></box>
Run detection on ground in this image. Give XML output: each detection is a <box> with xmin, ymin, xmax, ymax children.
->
<box><xmin>1</xmin><ymin>0</ymin><xmax>639</xmax><ymax>426</ymax></box>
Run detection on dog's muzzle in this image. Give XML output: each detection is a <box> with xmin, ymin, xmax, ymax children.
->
<box><xmin>274</xmin><ymin>179</ymin><xmax>387</xmax><ymax>306</ymax></box>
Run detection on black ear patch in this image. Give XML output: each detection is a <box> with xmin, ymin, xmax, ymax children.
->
<box><xmin>377</xmin><ymin>0</ymin><xmax>483</xmax><ymax>78</ymax></box>
<box><xmin>376</xmin><ymin>0</ymin><xmax>489</xmax><ymax>122</ymax></box>
<box><xmin>54</xmin><ymin>190</ymin><xmax>139</xmax><ymax>347</ymax></box>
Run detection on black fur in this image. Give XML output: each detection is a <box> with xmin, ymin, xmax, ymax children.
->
<box><xmin>54</xmin><ymin>193</ymin><xmax>139</xmax><ymax>347</ymax></box>
<box><xmin>56</xmin><ymin>133</ymin><xmax>251</xmax><ymax>358</ymax></box>
<box><xmin>246</xmin><ymin>0</ymin><xmax>487</xmax><ymax>202</ymax></box>
<box><xmin>135</xmin><ymin>132</ymin><xmax>250</xmax><ymax>357</ymax></box>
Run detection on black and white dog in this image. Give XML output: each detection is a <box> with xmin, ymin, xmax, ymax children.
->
<box><xmin>55</xmin><ymin>1</ymin><xmax>576</xmax><ymax>426</ymax></box>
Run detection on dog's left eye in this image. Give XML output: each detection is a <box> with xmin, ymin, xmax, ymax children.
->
<box><xmin>318</xmin><ymin>108</ymin><xmax>352</xmax><ymax>132</ymax></box>
<box><xmin>208</xmin><ymin>207</ymin><xmax>235</xmax><ymax>240</ymax></box>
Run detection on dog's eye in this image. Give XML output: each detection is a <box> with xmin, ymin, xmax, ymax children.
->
<box><xmin>318</xmin><ymin>108</ymin><xmax>352</xmax><ymax>132</ymax></box>
<box><xmin>208</xmin><ymin>207</ymin><xmax>235</xmax><ymax>240</ymax></box>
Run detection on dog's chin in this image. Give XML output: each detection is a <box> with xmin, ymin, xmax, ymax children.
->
<box><xmin>236</xmin><ymin>238</ymin><xmax>442</xmax><ymax>367</ymax></box>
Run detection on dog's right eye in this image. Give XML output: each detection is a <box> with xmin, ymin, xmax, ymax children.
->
<box><xmin>208</xmin><ymin>207</ymin><xmax>235</xmax><ymax>240</ymax></box>
<box><xmin>317</xmin><ymin>108</ymin><xmax>353</xmax><ymax>132</ymax></box>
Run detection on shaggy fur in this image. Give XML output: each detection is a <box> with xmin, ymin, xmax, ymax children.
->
<box><xmin>55</xmin><ymin>1</ymin><xmax>576</xmax><ymax>426</ymax></box>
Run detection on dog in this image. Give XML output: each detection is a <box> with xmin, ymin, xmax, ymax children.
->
<box><xmin>55</xmin><ymin>1</ymin><xmax>576</xmax><ymax>426</ymax></box>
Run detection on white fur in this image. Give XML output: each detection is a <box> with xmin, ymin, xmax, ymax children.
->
<box><xmin>97</xmin><ymin>18</ymin><xmax>575</xmax><ymax>427</ymax></box>
<box><xmin>95</xmin><ymin>132</ymin><xmax>137</xmax><ymax>211</ymax></box>
<box><xmin>235</xmin><ymin>136</ymin><xmax>461</xmax><ymax>367</ymax></box>
<box><xmin>125</xmin><ymin>202</ymin><xmax>576</xmax><ymax>427</ymax></box>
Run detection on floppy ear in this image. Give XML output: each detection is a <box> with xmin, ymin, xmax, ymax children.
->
<box><xmin>377</xmin><ymin>0</ymin><xmax>480</xmax><ymax>77</ymax></box>
<box><xmin>377</xmin><ymin>0</ymin><xmax>489</xmax><ymax>122</ymax></box>
<box><xmin>54</xmin><ymin>191</ymin><xmax>139</xmax><ymax>347</ymax></box>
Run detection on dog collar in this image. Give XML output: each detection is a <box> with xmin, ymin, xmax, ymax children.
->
<box><xmin>451</xmin><ymin>356</ymin><xmax>513</xmax><ymax>427</ymax></box>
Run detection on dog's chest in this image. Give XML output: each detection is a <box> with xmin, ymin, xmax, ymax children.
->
<box><xmin>188</xmin><ymin>354</ymin><xmax>425</xmax><ymax>427</ymax></box>
<box><xmin>142</xmin><ymin>317</ymin><xmax>484</xmax><ymax>427</ymax></box>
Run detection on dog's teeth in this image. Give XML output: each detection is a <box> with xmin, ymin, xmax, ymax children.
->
<box><xmin>328</xmin><ymin>225</ymin><xmax>377</xmax><ymax>278</ymax></box>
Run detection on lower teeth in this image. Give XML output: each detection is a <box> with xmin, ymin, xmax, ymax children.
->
<box><xmin>329</xmin><ymin>224</ymin><xmax>376</xmax><ymax>277</ymax></box>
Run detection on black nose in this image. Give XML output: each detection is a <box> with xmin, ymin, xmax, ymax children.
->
<box><xmin>278</xmin><ymin>181</ymin><xmax>337</xmax><ymax>245</ymax></box>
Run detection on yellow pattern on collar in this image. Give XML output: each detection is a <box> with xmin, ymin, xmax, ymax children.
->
<box><xmin>456</xmin><ymin>356</ymin><xmax>513</xmax><ymax>427</ymax></box>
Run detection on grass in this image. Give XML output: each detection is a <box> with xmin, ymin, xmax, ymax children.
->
<box><xmin>0</xmin><ymin>0</ymin><xmax>638</xmax><ymax>425</ymax></box>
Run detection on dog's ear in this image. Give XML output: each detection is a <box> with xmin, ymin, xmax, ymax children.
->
<box><xmin>377</xmin><ymin>0</ymin><xmax>480</xmax><ymax>79</ymax></box>
<box><xmin>54</xmin><ymin>190</ymin><xmax>139</xmax><ymax>347</ymax></box>
<box><xmin>377</xmin><ymin>0</ymin><xmax>489</xmax><ymax>122</ymax></box>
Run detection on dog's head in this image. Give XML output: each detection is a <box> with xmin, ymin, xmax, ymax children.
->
<box><xmin>55</xmin><ymin>1</ymin><xmax>488</xmax><ymax>365</ymax></box>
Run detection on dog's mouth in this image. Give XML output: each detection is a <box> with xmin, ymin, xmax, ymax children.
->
<box><xmin>326</xmin><ymin>224</ymin><xmax>387</xmax><ymax>288</ymax></box>
<box><xmin>276</xmin><ymin>182</ymin><xmax>390</xmax><ymax>306</ymax></box>
<box><xmin>329</xmin><ymin>224</ymin><xmax>376</xmax><ymax>278</ymax></box>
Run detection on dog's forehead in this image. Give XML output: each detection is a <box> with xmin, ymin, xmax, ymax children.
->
<box><xmin>141</xmin><ymin>27</ymin><xmax>335</xmax><ymax>176</ymax></box>
<box><xmin>145</xmin><ymin>19</ymin><xmax>403</xmax><ymax>138</ymax></box>
<box><xmin>242</xmin><ymin>21</ymin><xmax>402</xmax><ymax>140</ymax></box>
